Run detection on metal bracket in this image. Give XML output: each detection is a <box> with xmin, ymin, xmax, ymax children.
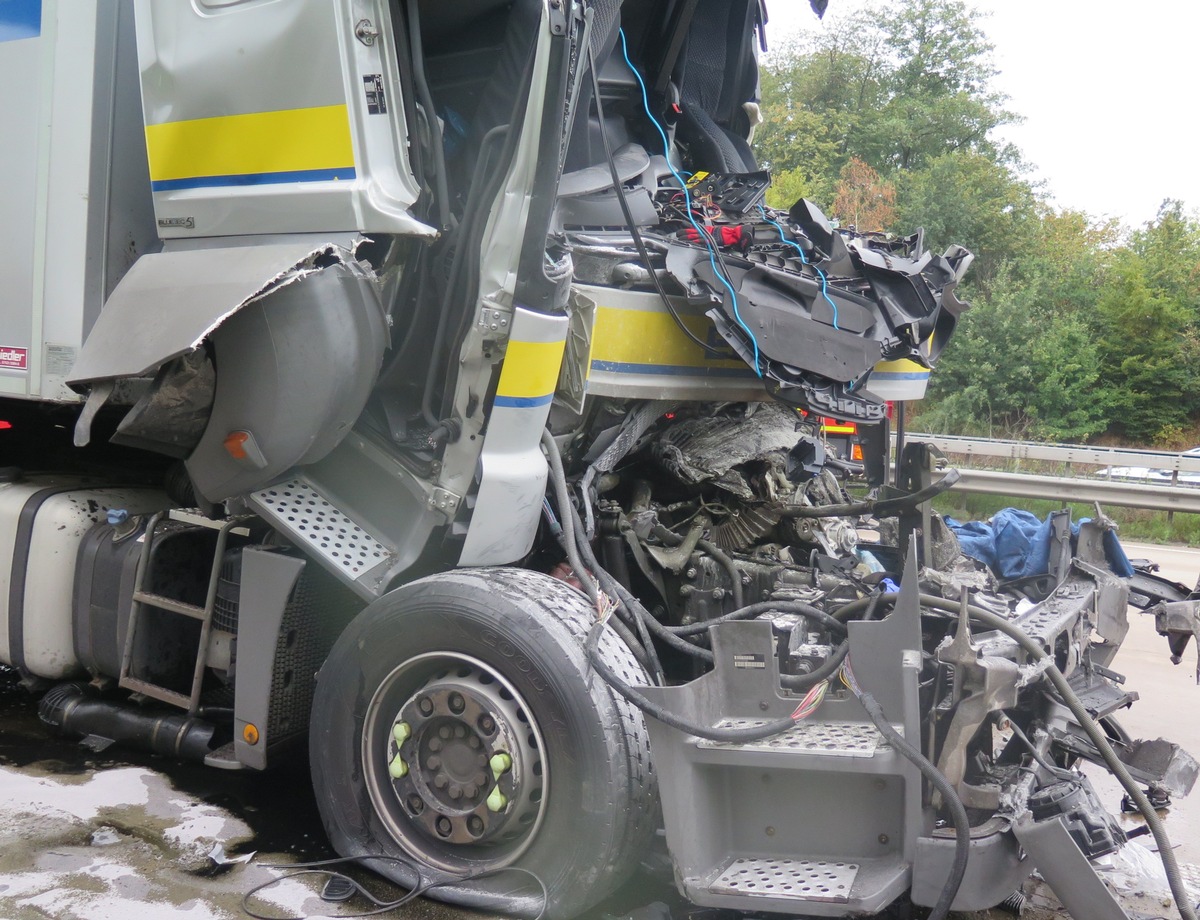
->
<box><xmin>477</xmin><ymin>300</ymin><xmax>513</xmax><ymax>337</ymax></box>
<box><xmin>547</xmin><ymin>0</ymin><xmax>568</xmax><ymax>36</ymax></box>
<box><xmin>428</xmin><ymin>487</ymin><xmax>461</xmax><ymax>518</ymax></box>
<box><xmin>354</xmin><ymin>19</ymin><xmax>379</xmax><ymax>45</ymax></box>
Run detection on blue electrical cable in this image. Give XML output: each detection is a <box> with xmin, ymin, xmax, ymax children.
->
<box><xmin>758</xmin><ymin>205</ymin><xmax>840</xmax><ymax>331</ymax></box>
<box><xmin>617</xmin><ymin>28</ymin><xmax>763</xmax><ymax>377</ymax></box>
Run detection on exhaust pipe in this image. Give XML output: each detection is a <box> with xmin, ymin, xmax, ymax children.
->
<box><xmin>39</xmin><ymin>683</ymin><xmax>217</xmax><ymax>761</ymax></box>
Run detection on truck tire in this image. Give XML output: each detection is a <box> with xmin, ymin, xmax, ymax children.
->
<box><xmin>309</xmin><ymin>567</ymin><xmax>658</xmax><ymax>919</ymax></box>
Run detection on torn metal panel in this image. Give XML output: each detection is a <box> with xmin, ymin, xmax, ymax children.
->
<box><xmin>651</xmin><ymin>402</ymin><xmax>810</xmax><ymax>499</ymax></box>
<box><xmin>1150</xmin><ymin>599</ymin><xmax>1200</xmax><ymax>681</ymax></box>
<box><xmin>1012</xmin><ymin>815</ymin><xmax>1130</xmax><ymax>920</ymax></box>
<box><xmin>68</xmin><ymin>241</ymin><xmax>362</xmax><ymax>385</ymax></box>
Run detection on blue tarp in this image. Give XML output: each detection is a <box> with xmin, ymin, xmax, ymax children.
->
<box><xmin>945</xmin><ymin>508</ymin><xmax>1134</xmax><ymax>581</ymax></box>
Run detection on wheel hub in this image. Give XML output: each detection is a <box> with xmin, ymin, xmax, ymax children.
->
<box><xmin>380</xmin><ymin>666</ymin><xmax>544</xmax><ymax>849</ymax></box>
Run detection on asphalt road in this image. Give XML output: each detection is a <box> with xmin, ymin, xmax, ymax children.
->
<box><xmin>0</xmin><ymin>541</ymin><xmax>1198</xmax><ymax>919</ymax></box>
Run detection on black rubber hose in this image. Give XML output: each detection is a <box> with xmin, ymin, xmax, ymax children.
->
<box><xmin>779</xmin><ymin>468</ymin><xmax>960</xmax><ymax>518</ymax></box>
<box><xmin>777</xmin><ymin>593</ymin><xmax>881</xmax><ymax>691</ymax></box>
<box><xmin>853</xmin><ymin>686</ymin><xmax>969</xmax><ymax>920</ymax></box>
<box><xmin>541</xmin><ymin>430</ymin><xmax>600</xmax><ymax>609</ymax></box>
<box><xmin>852</xmin><ymin>591</ymin><xmax>1197</xmax><ymax>920</ymax></box>
<box><xmin>667</xmin><ymin>599</ymin><xmax>848</xmax><ymax>637</ymax></box>
<box><xmin>419</xmin><ymin>123</ymin><xmax>510</xmax><ymax>433</ymax></box>
<box><xmin>39</xmin><ymin>684</ymin><xmax>216</xmax><ymax>761</ymax></box>
<box><xmin>404</xmin><ymin>0</ymin><xmax>450</xmax><ymax>233</ymax></box>
<box><xmin>649</xmin><ymin>524</ymin><xmax>745</xmax><ymax>609</ymax></box>
<box><xmin>568</xmin><ymin>507</ymin><xmax>666</xmax><ymax>683</ymax></box>
<box><xmin>585</xmin><ymin>623</ymin><xmax>797</xmax><ymax>743</ymax></box>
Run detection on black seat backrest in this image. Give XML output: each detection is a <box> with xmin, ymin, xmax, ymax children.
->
<box><xmin>676</xmin><ymin>0</ymin><xmax>759</xmax><ymax>172</ymax></box>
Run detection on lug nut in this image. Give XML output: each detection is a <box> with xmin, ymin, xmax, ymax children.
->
<box><xmin>438</xmin><ymin>726</ymin><xmax>451</xmax><ymax>740</ymax></box>
<box><xmin>468</xmin><ymin>815</ymin><xmax>485</xmax><ymax>836</ymax></box>
<box><xmin>434</xmin><ymin>775</ymin><xmax>449</xmax><ymax>789</ymax></box>
<box><xmin>478</xmin><ymin>715</ymin><xmax>496</xmax><ymax>734</ymax></box>
<box><xmin>453</xmin><ymin>725</ymin><xmax>466</xmax><ymax>739</ymax></box>
<box><xmin>407</xmin><ymin>795</ymin><xmax>424</xmax><ymax>813</ymax></box>
<box><xmin>464</xmin><ymin>783</ymin><xmax>478</xmax><ymax>798</ymax></box>
<box><xmin>448</xmin><ymin>692</ymin><xmax>465</xmax><ymax>714</ymax></box>
<box><xmin>468</xmin><ymin>736</ymin><xmax>481</xmax><ymax>749</ymax></box>
<box><xmin>428</xmin><ymin>737</ymin><xmax>443</xmax><ymax>752</ymax></box>
<box><xmin>435</xmin><ymin>817</ymin><xmax>452</xmax><ymax>837</ymax></box>
<box><xmin>419</xmin><ymin>697</ymin><xmax>434</xmax><ymax>716</ymax></box>
<box><xmin>426</xmin><ymin>756</ymin><xmax>441</xmax><ymax>770</ymax></box>
<box><xmin>392</xmin><ymin>721</ymin><xmax>411</xmax><ymax>744</ymax></box>
<box><xmin>449</xmin><ymin>784</ymin><xmax>463</xmax><ymax>800</ymax></box>
<box><xmin>487</xmin><ymin>787</ymin><xmax>509</xmax><ymax>813</ymax></box>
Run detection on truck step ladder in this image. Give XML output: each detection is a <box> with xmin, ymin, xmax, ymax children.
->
<box><xmin>118</xmin><ymin>511</ymin><xmax>245</xmax><ymax>713</ymax></box>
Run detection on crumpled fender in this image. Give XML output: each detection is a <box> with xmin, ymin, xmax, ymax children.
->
<box><xmin>69</xmin><ymin>240</ymin><xmax>388</xmax><ymax>502</ymax></box>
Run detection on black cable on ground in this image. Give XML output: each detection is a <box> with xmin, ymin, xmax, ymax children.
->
<box><xmin>241</xmin><ymin>854</ymin><xmax>548</xmax><ymax>920</ymax></box>
<box><xmin>850</xmin><ymin>683</ymin><xmax>969</xmax><ymax>920</ymax></box>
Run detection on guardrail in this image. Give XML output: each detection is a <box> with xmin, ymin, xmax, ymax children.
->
<box><xmin>938</xmin><ymin>469</ymin><xmax>1200</xmax><ymax>514</ymax></box>
<box><xmin>902</xmin><ymin>433</ymin><xmax>1200</xmax><ymax>514</ymax></box>
<box><xmin>909</xmin><ymin>433</ymin><xmax>1200</xmax><ymax>474</ymax></box>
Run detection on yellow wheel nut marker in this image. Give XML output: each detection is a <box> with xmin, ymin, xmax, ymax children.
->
<box><xmin>393</xmin><ymin>721</ymin><xmax>412</xmax><ymax>744</ymax></box>
<box><xmin>389</xmin><ymin>754</ymin><xmax>408</xmax><ymax>779</ymax></box>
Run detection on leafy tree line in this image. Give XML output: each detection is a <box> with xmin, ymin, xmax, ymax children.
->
<box><xmin>756</xmin><ymin>0</ymin><xmax>1200</xmax><ymax>445</ymax></box>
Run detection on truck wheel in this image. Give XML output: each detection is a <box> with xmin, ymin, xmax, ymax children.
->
<box><xmin>309</xmin><ymin>567</ymin><xmax>658</xmax><ymax>919</ymax></box>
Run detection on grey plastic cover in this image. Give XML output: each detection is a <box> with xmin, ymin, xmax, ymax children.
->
<box><xmin>68</xmin><ymin>241</ymin><xmax>344</xmax><ymax>385</ymax></box>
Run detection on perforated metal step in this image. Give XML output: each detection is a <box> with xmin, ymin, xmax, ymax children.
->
<box><xmin>707</xmin><ymin>857</ymin><xmax>859</xmax><ymax>903</ymax></box>
<box><xmin>697</xmin><ymin>720</ymin><xmax>894</xmax><ymax>757</ymax></box>
<box><xmin>251</xmin><ymin>480</ymin><xmax>394</xmax><ymax>582</ymax></box>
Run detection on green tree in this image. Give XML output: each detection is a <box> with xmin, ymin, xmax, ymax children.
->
<box><xmin>868</xmin><ymin>0</ymin><xmax>1014</xmax><ymax>170</ymax></box>
<box><xmin>893</xmin><ymin>150</ymin><xmax>1039</xmax><ymax>285</ymax></box>
<box><xmin>919</xmin><ymin>268</ymin><xmax>1111</xmax><ymax>441</ymax></box>
<box><xmin>1092</xmin><ymin>250</ymin><xmax>1200</xmax><ymax>441</ymax></box>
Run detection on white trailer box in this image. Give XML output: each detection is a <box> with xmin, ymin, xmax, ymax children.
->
<box><xmin>0</xmin><ymin>0</ymin><xmax>157</xmax><ymax>402</ymax></box>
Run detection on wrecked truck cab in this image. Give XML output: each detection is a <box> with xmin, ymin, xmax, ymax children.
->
<box><xmin>2</xmin><ymin>2</ymin><xmax>1198</xmax><ymax>920</ymax></box>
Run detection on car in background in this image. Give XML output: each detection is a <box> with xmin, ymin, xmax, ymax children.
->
<box><xmin>1095</xmin><ymin>446</ymin><xmax>1200</xmax><ymax>484</ymax></box>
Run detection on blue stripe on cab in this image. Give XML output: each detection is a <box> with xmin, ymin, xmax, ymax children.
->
<box><xmin>151</xmin><ymin>166</ymin><xmax>357</xmax><ymax>192</ymax></box>
<box><xmin>0</xmin><ymin>0</ymin><xmax>41</xmax><ymax>42</ymax></box>
<box><xmin>590</xmin><ymin>359</ymin><xmax>758</xmax><ymax>380</ymax></box>
<box><xmin>493</xmin><ymin>393</ymin><xmax>555</xmax><ymax>409</ymax></box>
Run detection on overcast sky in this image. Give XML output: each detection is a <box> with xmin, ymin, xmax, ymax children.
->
<box><xmin>763</xmin><ymin>1</ymin><xmax>1200</xmax><ymax>229</ymax></box>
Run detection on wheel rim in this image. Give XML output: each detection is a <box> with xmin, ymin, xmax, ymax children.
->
<box><xmin>361</xmin><ymin>651</ymin><xmax>549</xmax><ymax>871</ymax></box>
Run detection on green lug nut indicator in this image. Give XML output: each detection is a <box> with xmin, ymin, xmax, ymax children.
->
<box><xmin>392</xmin><ymin>721</ymin><xmax>412</xmax><ymax>744</ymax></box>
<box><xmin>487</xmin><ymin>786</ymin><xmax>509</xmax><ymax>813</ymax></box>
<box><xmin>388</xmin><ymin>754</ymin><xmax>408</xmax><ymax>779</ymax></box>
<box><xmin>489</xmin><ymin>752</ymin><xmax>512</xmax><ymax>779</ymax></box>
<box><xmin>486</xmin><ymin>752</ymin><xmax>512</xmax><ymax>812</ymax></box>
